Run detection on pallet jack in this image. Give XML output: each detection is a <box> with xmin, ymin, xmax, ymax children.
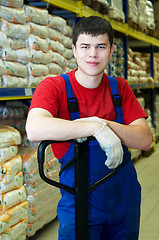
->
<box><xmin>37</xmin><ymin>139</ymin><xmax>120</xmax><ymax>240</ymax></box>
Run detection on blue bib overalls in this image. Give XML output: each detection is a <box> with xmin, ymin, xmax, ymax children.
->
<box><xmin>57</xmin><ymin>74</ymin><xmax>141</xmax><ymax>240</ymax></box>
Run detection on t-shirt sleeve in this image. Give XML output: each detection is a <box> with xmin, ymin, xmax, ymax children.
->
<box><xmin>29</xmin><ymin>76</ymin><xmax>63</xmax><ymax>117</ymax></box>
<box><xmin>117</xmin><ymin>78</ymin><xmax>148</xmax><ymax>125</ymax></box>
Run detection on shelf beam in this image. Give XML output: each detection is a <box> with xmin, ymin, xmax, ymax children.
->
<box><xmin>42</xmin><ymin>0</ymin><xmax>82</xmax><ymax>16</ymax></box>
<box><xmin>0</xmin><ymin>88</ymin><xmax>35</xmax><ymax>101</ymax></box>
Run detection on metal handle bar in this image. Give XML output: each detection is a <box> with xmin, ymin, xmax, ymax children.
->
<box><xmin>37</xmin><ymin>139</ymin><xmax>120</xmax><ymax>193</ymax></box>
<box><xmin>37</xmin><ymin>139</ymin><xmax>120</xmax><ymax>240</ymax></box>
<box><xmin>38</xmin><ymin>139</ymin><xmax>88</xmax><ymax>240</ymax></box>
<box><xmin>38</xmin><ymin>140</ymin><xmax>76</xmax><ymax>194</ymax></box>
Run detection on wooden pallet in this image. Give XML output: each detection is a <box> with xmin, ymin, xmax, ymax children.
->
<box><xmin>147</xmin><ymin>28</ymin><xmax>155</xmax><ymax>37</ymax></box>
<box><xmin>139</xmin><ymin>26</ymin><xmax>148</xmax><ymax>35</ymax></box>
<box><xmin>82</xmin><ymin>0</ymin><xmax>109</xmax><ymax>15</ymax></box>
<box><xmin>128</xmin><ymin>19</ymin><xmax>139</xmax><ymax>31</ymax></box>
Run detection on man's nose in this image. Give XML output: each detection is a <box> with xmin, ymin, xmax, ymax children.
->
<box><xmin>89</xmin><ymin>47</ymin><xmax>97</xmax><ymax>57</ymax></box>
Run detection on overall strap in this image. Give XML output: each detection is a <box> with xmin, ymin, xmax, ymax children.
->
<box><xmin>108</xmin><ymin>76</ymin><xmax>124</xmax><ymax>124</ymax></box>
<box><xmin>61</xmin><ymin>73</ymin><xmax>79</xmax><ymax>120</ymax></box>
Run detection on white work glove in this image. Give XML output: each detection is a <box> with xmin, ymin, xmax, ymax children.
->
<box><xmin>75</xmin><ymin>116</ymin><xmax>123</xmax><ymax>169</ymax></box>
<box><xmin>93</xmin><ymin>121</ymin><xmax>123</xmax><ymax>169</ymax></box>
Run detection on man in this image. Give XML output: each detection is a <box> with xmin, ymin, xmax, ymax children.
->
<box><xmin>26</xmin><ymin>16</ymin><xmax>152</xmax><ymax>240</ymax></box>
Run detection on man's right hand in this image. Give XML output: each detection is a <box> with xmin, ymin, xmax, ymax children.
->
<box><xmin>94</xmin><ymin>122</ymin><xmax>123</xmax><ymax>169</ymax></box>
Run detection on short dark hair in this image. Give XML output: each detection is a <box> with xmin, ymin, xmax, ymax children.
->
<box><xmin>72</xmin><ymin>16</ymin><xmax>114</xmax><ymax>47</ymax></box>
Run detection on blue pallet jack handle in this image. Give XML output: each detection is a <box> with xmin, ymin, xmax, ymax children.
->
<box><xmin>37</xmin><ymin>139</ymin><xmax>120</xmax><ymax>240</ymax></box>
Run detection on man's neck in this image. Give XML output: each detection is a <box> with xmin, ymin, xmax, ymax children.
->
<box><xmin>75</xmin><ymin>69</ymin><xmax>104</xmax><ymax>89</ymax></box>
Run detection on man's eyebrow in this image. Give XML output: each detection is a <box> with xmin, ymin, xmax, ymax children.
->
<box><xmin>80</xmin><ymin>43</ymin><xmax>107</xmax><ymax>46</ymax></box>
<box><xmin>80</xmin><ymin>43</ymin><xmax>90</xmax><ymax>46</ymax></box>
<box><xmin>97</xmin><ymin>43</ymin><xmax>107</xmax><ymax>46</ymax></box>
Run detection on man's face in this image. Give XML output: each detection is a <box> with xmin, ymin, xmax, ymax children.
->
<box><xmin>72</xmin><ymin>33</ymin><xmax>114</xmax><ymax>78</ymax></box>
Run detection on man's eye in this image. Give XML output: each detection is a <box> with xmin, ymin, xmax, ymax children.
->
<box><xmin>97</xmin><ymin>46</ymin><xmax>105</xmax><ymax>49</ymax></box>
<box><xmin>82</xmin><ymin>46</ymin><xmax>89</xmax><ymax>49</ymax></box>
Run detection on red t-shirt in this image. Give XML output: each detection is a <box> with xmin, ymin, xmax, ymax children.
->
<box><xmin>30</xmin><ymin>70</ymin><xmax>147</xmax><ymax>158</ymax></box>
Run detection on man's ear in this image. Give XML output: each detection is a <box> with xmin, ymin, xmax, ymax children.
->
<box><xmin>72</xmin><ymin>44</ymin><xmax>76</xmax><ymax>58</ymax></box>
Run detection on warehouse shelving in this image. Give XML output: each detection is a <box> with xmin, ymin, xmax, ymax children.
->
<box><xmin>0</xmin><ymin>88</ymin><xmax>35</xmax><ymax>101</ymax></box>
<box><xmin>1</xmin><ymin>0</ymin><xmax>159</xmax><ymax>107</ymax></box>
<box><xmin>40</xmin><ymin>0</ymin><xmax>159</xmax><ymax>46</ymax></box>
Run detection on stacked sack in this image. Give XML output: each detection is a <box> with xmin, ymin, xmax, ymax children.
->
<box><xmin>130</xmin><ymin>97</ymin><xmax>155</xmax><ymax>160</ymax></box>
<box><xmin>19</xmin><ymin>145</ymin><xmax>61</xmax><ymax>237</ymax></box>
<box><xmin>25</xmin><ymin>6</ymin><xmax>76</xmax><ymax>86</ymax></box>
<box><xmin>108</xmin><ymin>0</ymin><xmax>125</xmax><ymax>22</ymax></box>
<box><xmin>47</xmin><ymin>14</ymin><xmax>76</xmax><ymax>74</ymax></box>
<box><xmin>128</xmin><ymin>0</ymin><xmax>138</xmax><ymax>25</ymax></box>
<box><xmin>138</xmin><ymin>0</ymin><xmax>155</xmax><ymax>32</ymax></box>
<box><xmin>154</xmin><ymin>1</ymin><xmax>159</xmax><ymax>39</ymax></box>
<box><xmin>0</xmin><ymin>0</ymin><xmax>30</xmax><ymax>87</ymax></box>
<box><xmin>107</xmin><ymin>38</ymin><xmax>125</xmax><ymax>78</ymax></box>
<box><xmin>154</xmin><ymin>95</ymin><xmax>159</xmax><ymax>140</ymax></box>
<box><xmin>128</xmin><ymin>0</ymin><xmax>155</xmax><ymax>34</ymax></box>
<box><xmin>127</xmin><ymin>48</ymin><xmax>153</xmax><ymax>84</ymax></box>
<box><xmin>141</xmin><ymin>53</ymin><xmax>159</xmax><ymax>83</ymax></box>
<box><xmin>24</xmin><ymin>5</ymin><xmax>50</xmax><ymax>87</ymax></box>
<box><xmin>0</xmin><ymin>125</ymin><xmax>29</xmax><ymax>240</ymax></box>
<box><xmin>0</xmin><ymin>2</ymin><xmax>76</xmax><ymax>88</ymax></box>
<box><xmin>153</xmin><ymin>54</ymin><xmax>159</xmax><ymax>83</ymax></box>
<box><xmin>130</xmin><ymin>97</ymin><xmax>143</xmax><ymax>160</ymax></box>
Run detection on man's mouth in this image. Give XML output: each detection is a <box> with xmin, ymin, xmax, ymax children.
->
<box><xmin>87</xmin><ymin>61</ymin><xmax>99</xmax><ymax>66</ymax></box>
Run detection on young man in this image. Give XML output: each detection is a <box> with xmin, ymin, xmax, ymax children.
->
<box><xmin>26</xmin><ymin>16</ymin><xmax>152</xmax><ymax>240</ymax></box>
